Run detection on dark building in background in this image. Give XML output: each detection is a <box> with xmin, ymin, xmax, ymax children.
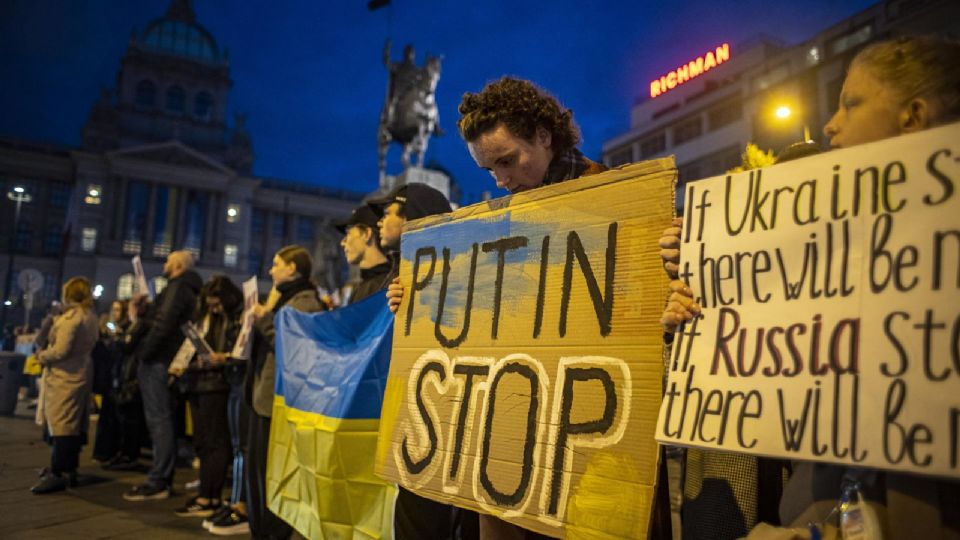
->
<box><xmin>0</xmin><ymin>0</ymin><xmax>360</xmax><ymax>322</ymax></box>
<box><xmin>602</xmin><ymin>0</ymin><xmax>960</xmax><ymax>213</ymax></box>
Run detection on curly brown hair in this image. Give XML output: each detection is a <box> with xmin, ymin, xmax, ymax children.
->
<box><xmin>457</xmin><ymin>77</ymin><xmax>581</xmax><ymax>153</ymax></box>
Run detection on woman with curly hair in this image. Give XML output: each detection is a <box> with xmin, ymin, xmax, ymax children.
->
<box><xmin>457</xmin><ymin>76</ymin><xmax>604</xmax><ymax>194</ymax></box>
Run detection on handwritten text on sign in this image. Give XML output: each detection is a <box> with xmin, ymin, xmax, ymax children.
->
<box><xmin>655</xmin><ymin>123</ymin><xmax>960</xmax><ymax>478</ymax></box>
<box><xmin>376</xmin><ymin>160</ymin><xmax>675</xmax><ymax>539</ymax></box>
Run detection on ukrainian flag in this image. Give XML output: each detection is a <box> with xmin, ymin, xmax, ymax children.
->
<box><xmin>268</xmin><ymin>294</ymin><xmax>397</xmax><ymax>539</ymax></box>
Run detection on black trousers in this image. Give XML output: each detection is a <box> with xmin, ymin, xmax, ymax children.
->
<box><xmin>93</xmin><ymin>393</ymin><xmax>121</xmax><ymax>461</ymax></box>
<box><xmin>189</xmin><ymin>390</ymin><xmax>231</xmax><ymax>501</ymax></box>
<box><xmin>116</xmin><ymin>398</ymin><xmax>148</xmax><ymax>459</ymax></box>
<box><xmin>245</xmin><ymin>412</ymin><xmax>292</xmax><ymax>540</ymax></box>
<box><xmin>51</xmin><ymin>435</ymin><xmax>83</xmax><ymax>475</ymax></box>
<box><xmin>395</xmin><ymin>487</ymin><xmax>455</xmax><ymax>540</ymax></box>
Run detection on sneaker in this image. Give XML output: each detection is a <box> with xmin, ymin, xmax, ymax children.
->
<box><xmin>202</xmin><ymin>505</ymin><xmax>232</xmax><ymax>530</ymax></box>
<box><xmin>123</xmin><ymin>483</ymin><xmax>171</xmax><ymax>501</ymax></box>
<box><xmin>174</xmin><ymin>496</ymin><xmax>220</xmax><ymax>517</ymax></box>
<box><xmin>30</xmin><ymin>472</ymin><xmax>67</xmax><ymax>495</ymax></box>
<box><xmin>208</xmin><ymin>510</ymin><xmax>250</xmax><ymax>536</ymax></box>
<box><xmin>184</xmin><ymin>478</ymin><xmax>200</xmax><ymax>491</ymax></box>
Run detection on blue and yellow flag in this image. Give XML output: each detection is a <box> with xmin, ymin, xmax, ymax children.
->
<box><xmin>268</xmin><ymin>294</ymin><xmax>397</xmax><ymax>539</ymax></box>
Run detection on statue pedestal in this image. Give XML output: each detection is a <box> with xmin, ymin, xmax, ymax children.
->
<box><xmin>397</xmin><ymin>166</ymin><xmax>450</xmax><ymax>199</ymax></box>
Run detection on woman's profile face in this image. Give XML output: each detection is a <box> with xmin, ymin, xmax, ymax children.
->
<box><xmin>823</xmin><ymin>63</ymin><xmax>905</xmax><ymax>149</ymax></box>
<box><xmin>269</xmin><ymin>255</ymin><xmax>298</xmax><ymax>286</ymax></box>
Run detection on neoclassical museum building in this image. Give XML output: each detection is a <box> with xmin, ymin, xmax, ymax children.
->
<box><xmin>0</xmin><ymin>0</ymin><xmax>363</xmax><ymax>323</ymax></box>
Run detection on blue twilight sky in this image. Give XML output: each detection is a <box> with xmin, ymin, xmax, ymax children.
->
<box><xmin>0</xmin><ymin>0</ymin><xmax>875</xmax><ymax>202</ymax></box>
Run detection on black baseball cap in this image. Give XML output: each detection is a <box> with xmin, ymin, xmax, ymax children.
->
<box><xmin>334</xmin><ymin>203</ymin><xmax>382</xmax><ymax>234</ymax></box>
<box><xmin>368</xmin><ymin>183</ymin><xmax>452</xmax><ymax>221</ymax></box>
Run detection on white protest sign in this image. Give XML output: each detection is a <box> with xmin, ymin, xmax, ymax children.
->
<box><xmin>655</xmin><ymin>122</ymin><xmax>960</xmax><ymax>479</ymax></box>
<box><xmin>132</xmin><ymin>255</ymin><xmax>153</xmax><ymax>300</ymax></box>
<box><xmin>231</xmin><ymin>276</ymin><xmax>259</xmax><ymax>360</ymax></box>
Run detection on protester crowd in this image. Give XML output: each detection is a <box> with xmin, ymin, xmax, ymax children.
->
<box><xmin>16</xmin><ymin>34</ymin><xmax>960</xmax><ymax>540</ymax></box>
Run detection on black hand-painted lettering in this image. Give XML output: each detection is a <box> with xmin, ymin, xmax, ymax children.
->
<box><xmin>547</xmin><ymin>367</ymin><xmax>618</xmax><ymax>515</ymax></box>
<box><xmin>559</xmin><ymin>223</ymin><xmax>617</xmax><ymax>337</ymax></box>
<box><xmin>478</xmin><ymin>362</ymin><xmax>539</xmax><ymax>507</ymax></box>
<box><xmin>482</xmin><ymin>236</ymin><xmax>529</xmax><ymax>339</ymax></box>
<box><xmin>401</xmin><ymin>361</ymin><xmax>446</xmax><ymax>475</ymax></box>
<box><xmin>448</xmin><ymin>364</ymin><xmax>490</xmax><ymax>481</ymax></box>
<box><xmin>405</xmin><ymin>247</ymin><xmax>437</xmax><ymax>336</ymax></box>
<box><xmin>434</xmin><ymin>244</ymin><xmax>479</xmax><ymax>348</ymax></box>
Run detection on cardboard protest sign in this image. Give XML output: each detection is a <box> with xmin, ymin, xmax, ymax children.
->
<box><xmin>375</xmin><ymin>160</ymin><xmax>675</xmax><ymax>538</ymax></box>
<box><xmin>231</xmin><ymin>276</ymin><xmax>258</xmax><ymax>360</ymax></box>
<box><xmin>655</xmin><ymin>123</ymin><xmax>960</xmax><ymax>479</ymax></box>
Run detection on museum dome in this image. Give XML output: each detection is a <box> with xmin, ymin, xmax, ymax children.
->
<box><xmin>139</xmin><ymin>0</ymin><xmax>221</xmax><ymax>64</ymax></box>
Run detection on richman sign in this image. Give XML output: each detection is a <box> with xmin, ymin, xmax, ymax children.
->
<box><xmin>650</xmin><ymin>43</ymin><xmax>730</xmax><ymax>98</ymax></box>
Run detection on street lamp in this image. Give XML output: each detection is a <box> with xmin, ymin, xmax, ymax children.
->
<box><xmin>2</xmin><ymin>185</ymin><xmax>33</xmax><ymax>335</ymax></box>
<box><xmin>772</xmin><ymin>103</ymin><xmax>811</xmax><ymax>142</ymax></box>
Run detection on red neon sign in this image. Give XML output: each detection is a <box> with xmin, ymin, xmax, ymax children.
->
<box><xmin>650</xmin><ymin>43</ymin><xmax>731</xmax><ymax>98</ymax></box>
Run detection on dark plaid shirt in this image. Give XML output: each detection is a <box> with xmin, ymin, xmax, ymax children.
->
<box><xmin>541</xmin><ymin>147</ymin><xmax>604</xmax><ymax>186</ymax></box>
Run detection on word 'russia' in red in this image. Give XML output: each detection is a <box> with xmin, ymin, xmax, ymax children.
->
<box><xmin>650</xmin><ymin>43</ymin><xmax>731</xmax><ymax>98</ymax></box>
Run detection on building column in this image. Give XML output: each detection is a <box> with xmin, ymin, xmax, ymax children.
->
<box><xmin>173</xmin><ymin>187</ymin><xmax>188</xmax><ymax>253</ymax></box>
<box><xmin>143</xmin><ymin>183</ymin><xmax>157</xmax><ymax>258</ymax></box>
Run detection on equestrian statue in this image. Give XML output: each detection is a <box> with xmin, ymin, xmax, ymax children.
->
<box><xmin>378</xmin><ymin>40</ymin><xmax>442</xmax><ymax>184</ymax></box>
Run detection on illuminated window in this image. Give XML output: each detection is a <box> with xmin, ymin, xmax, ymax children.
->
<box><xmin>84</xmin><ymin>184</ymin><xmax>102</xmax><ymax>205</ymax></box>
<box><xmin>224</xmin><ymin>244</ymin><xmax>238</xmax><ymax>267</ymax></box>
<box><xmin>123</xmin><ymin>181</ymin><xmax>149</xmax><ymax>255</ymax></box>
<box><xmin>806</xmin><ymin>46</ymin><xmax>821</xmax><ymax>66</ymax></box>
<box><xmin>81</xmin><ymin>228</ymin><xmax>97</xmax><ymax>252</ymax></box>
<box><xmin>226</xmin><ymin>204</ymin><xmax>240</xmax><ymax>223</ymax></box>
<box><xmin>117</xmin><ymin>273</ymin><xmax>134</xmax><ymax>300</ymax></box>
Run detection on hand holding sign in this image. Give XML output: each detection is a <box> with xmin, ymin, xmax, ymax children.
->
<box><xmin>376</xmin><ymin>159</ymin><xmax>676</xmax><ymax>538</ymax></box>
<box><xmin>655</xmin><ymin>123</ymin><xmax>960</xmax><ymax>480</ymax></box>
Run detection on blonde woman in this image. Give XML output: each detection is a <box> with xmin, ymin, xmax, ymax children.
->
<box><xmin>32</xmin><ymin>277</ymin><xmax>100</xmax><ymax>494</ymax></box>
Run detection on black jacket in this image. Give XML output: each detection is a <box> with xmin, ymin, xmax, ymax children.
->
<box><xmin>181</xmin><ymin>308</ymin><xmax>242</xmax><ymax>394</ymax></box>
<box><xmin>136</xmin><ymin>270</ymin><xmax>203</xmax><ymax>365</ymax></box>
<box><xmin>350</xmin><ymin>262</ymin><xmax>393</xmax><ymax>304</ymax></box>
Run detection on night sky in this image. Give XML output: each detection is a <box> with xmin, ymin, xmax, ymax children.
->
<box><xmin>0</xmin><ymin>0</ymin><xmax>875</xmax><ymax>202</ymax></box>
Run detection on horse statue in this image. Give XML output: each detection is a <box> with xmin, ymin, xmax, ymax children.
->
<box><xmin>378</xmin><ymin>40</ymin><xmax>442</xmax><ymax>184</ymax></box>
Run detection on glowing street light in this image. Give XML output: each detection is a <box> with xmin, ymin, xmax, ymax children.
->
<box><xmin>771</xmin><ymin>103</ymin><xmax>811</xmax><ymax>142</ymax></box>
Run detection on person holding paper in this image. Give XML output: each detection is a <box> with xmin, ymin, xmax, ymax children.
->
<box><xmin>370</xmin><ymin>183</ymin><xmax>481</xmax><ymax>540</ymax></box>
<box><xmin>31</xmin><ymin>277</ymin><xmax>100</xmax><ymax>495</ymax></box>
<box><xmin>124</xmin><ymin>250</ymin><xmax>203</xmax><ymax>502</ymax></box>
<box><xmin>243</xmin><ymin>245</ymin><xmax>326</xmax><ymax>539</ymax></box>
<box><xmin>382</xmin><ymin>78</ymin><xmax>660</xmax><ymax>540</ymax></box>
<box><xmin>171</xmin><ymin>276</ymin><xmax>244</xmax><ymax>521</ymax></box>
<box><xmin>661</xmin><ymin>35</ymin><xmax>960</xmax><ymax>540</ymax></box>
